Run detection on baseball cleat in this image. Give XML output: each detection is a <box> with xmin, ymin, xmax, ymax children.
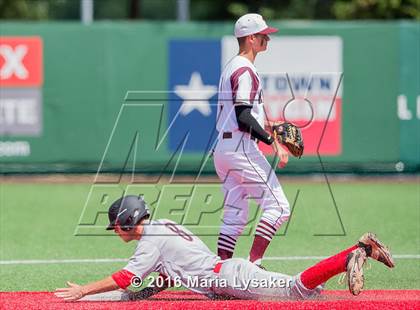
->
<box><xmin>358</xmin><ymin>232</ymin><xmax>395</xmax><ymax>268</ymax></box>
<box><xmin>346</xmin><ymin>247</ymin><xmax>367</xmax><ymax>296</ymax></box>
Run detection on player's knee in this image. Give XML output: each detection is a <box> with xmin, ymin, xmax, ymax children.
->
<box><xmin>275</xmin><ymin>196</ymin><xmax>290</xmax><ymax>220</ymax></box>
<box><xmin>281</xmin><ymin>200</ymin><xmax>291</xmax><ymax>220</ymax></box>
<box><xmin>220</xmin><ymin>220</ymin><xmax>246</xmax><ymax>239</ymax></box>
<box><xmin>220</xmin><ymin>226</ymin><xmax>245</xmax><ymax>240</ymax></box>
<box><xmin>261</xmin><ymin>204</ymin><xmax>290</xmax><ymax>229</ymax></box>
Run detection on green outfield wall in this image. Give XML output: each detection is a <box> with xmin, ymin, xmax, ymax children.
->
<box><xmin>0</xmin><ymin>21</ymin><xmax>419</xmax><ymax>174</ymax></box>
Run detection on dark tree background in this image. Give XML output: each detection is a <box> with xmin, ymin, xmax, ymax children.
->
<box><xmin>0</xmin><ymin>0</ymin><xmax>419</xmax><ymax>20</ymax></box>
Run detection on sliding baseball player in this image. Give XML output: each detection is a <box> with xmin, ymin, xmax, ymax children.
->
<box><xmin>55</xmin><ymin>195</ymin><xmax>394</xmax><ymax>302</ymax></box>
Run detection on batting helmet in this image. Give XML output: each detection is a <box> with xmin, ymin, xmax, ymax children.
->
<box><xmin>106</xmin><ymin>195</ymin><xmax>150</xmax><ymax>231</ymax></box>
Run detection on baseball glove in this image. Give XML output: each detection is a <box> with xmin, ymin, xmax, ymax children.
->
<box><xmin>272</xmin><ymin>122</ymin><xmax>304</xmax><ymax>158</ymax></box>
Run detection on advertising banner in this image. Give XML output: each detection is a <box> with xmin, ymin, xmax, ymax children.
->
<box><xmin>0</xmin><ymin>36</ymin><xmax>43</xmax><ymax>157</ymax></box>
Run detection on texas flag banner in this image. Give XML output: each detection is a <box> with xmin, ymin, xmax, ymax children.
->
<box><xmin>168</xmin><ymin>36</ymin><xmax>343</xmax><ymax>156</ymax></box>
<box><xmin>168</xmin><ymin>40</ymin><xmax>220</xmax><ymax>152</ymax></box>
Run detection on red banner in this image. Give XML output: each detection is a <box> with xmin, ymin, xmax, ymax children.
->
<box><xmin>259</xmin><ymin>98</ymin><xmax>342</xmax><ymax>156</ymax></box>
<box><xmin>0</xmin><ymin>36</ymin><xmax>43</xmax><ymax>87</ymax></box>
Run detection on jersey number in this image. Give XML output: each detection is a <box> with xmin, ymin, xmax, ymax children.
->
<box><xmin>164</xmin><ymin>223</ymin><xmax>193</xmax><ymax>242</ymax></box>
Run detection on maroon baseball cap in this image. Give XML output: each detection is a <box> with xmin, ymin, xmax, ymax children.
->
<box><xmin>257</xmin><ymin>26</ymin><xmax>278</xmax><ymax>35</ymax></box>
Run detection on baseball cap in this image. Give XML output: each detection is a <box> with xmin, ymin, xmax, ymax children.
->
<box><xmin>234</xmin><ymin>13</ymin><xmax>278</xmax><ymax>38</ymax></box>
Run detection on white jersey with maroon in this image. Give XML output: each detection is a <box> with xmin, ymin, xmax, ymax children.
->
<box><xmin>216</xmin><ymin>55</ymin><xmax>264</xmax><ymax>135</ymax></box>
<box><xmin>213</xmin><ymin>55</ymin><xmax>291</xmax><ymax>255</ymax></box>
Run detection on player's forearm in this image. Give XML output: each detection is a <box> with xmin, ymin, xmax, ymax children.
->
<box><xmin>235</xmin><ymin>104</ymin><xmax>274</xmax><ymax>145</ymax></box>
<box><xmin>80</xmin><ymin>276</ymin><xmax>120</xmax><ymax>297</ymax></box>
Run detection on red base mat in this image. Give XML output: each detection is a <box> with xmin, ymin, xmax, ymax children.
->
<box><xmin>1</xmin><ymin>290</ymin><xmax>419</xmax><ymax>310</ymax></box>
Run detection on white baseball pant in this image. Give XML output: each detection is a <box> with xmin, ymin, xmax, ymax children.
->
<box><xmin>213</xmin><ymin>132</ymin><xmax>290</xmax><ymax>240</ymax></box>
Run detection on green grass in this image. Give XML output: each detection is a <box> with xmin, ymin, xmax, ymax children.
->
<box><xmin>0</xmin><ymin>182</ymin><xmax>419</xmax><ymax>291</ymax></box>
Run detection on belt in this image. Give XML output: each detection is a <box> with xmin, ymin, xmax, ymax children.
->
<box><xmin>222</xmin><ymin>132</ymin><xmax>257</xmax><ymax>141</ymax></box>
<box><xmin>213</xmin><ymin>262</ymin><xmax>223</xmax><ymax>274</ymax></box>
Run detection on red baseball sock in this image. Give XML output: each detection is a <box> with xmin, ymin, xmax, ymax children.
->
<box><xmin>218</xmin><ymin>248</ymin><xmax>233</xmax><ymax>260</ymax></box>
<box><xmin>249</xmin><ymin>220</ymin><xmax>278</xmax><ymax>263</ymax></box>
<box><xmin>249</xmin><ymin>235</ymin><xmax>270</xmax><ymax>262</ymax></box>
<box><xmin>300</xmin><ymin>245</ymin><xmax>358</xmax><ymax>289</ymax></box>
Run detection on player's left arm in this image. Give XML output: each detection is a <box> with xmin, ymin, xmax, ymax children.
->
<box><xmin>55</xmin><ymin>276</ymin><xmax>120</xmax><ymax>301</ymax></box>
<box><xmin>235</xmin><ymin>105</ymin><xmax>274</xmax><ymax>145</ymax></box>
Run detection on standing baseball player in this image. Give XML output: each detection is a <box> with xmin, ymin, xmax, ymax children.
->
<box><xmin>55</xmin><ymin>196</ymin><xmax>394</xmax><ymax>302</ymax></box>
<box><xmin>214</xmin><ymin>13</ymin><xmax>291</xmax><ymax>266</ymax></box>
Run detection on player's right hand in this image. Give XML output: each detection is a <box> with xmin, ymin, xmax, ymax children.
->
<box><xmin>54</xmin><ymin>281</ymin><xmax>85</xmax><ymax>301</ymax></box>
<box><xmin>273</xmin><ymin>139</ymin><xmax>289</xmax><ymax>168</ymax></box>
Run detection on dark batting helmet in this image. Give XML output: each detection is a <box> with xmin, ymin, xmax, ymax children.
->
<box><xmin>106</xmin><ymin>195</ymin><xmax>150</xmax><ymax>231</ymax></box>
